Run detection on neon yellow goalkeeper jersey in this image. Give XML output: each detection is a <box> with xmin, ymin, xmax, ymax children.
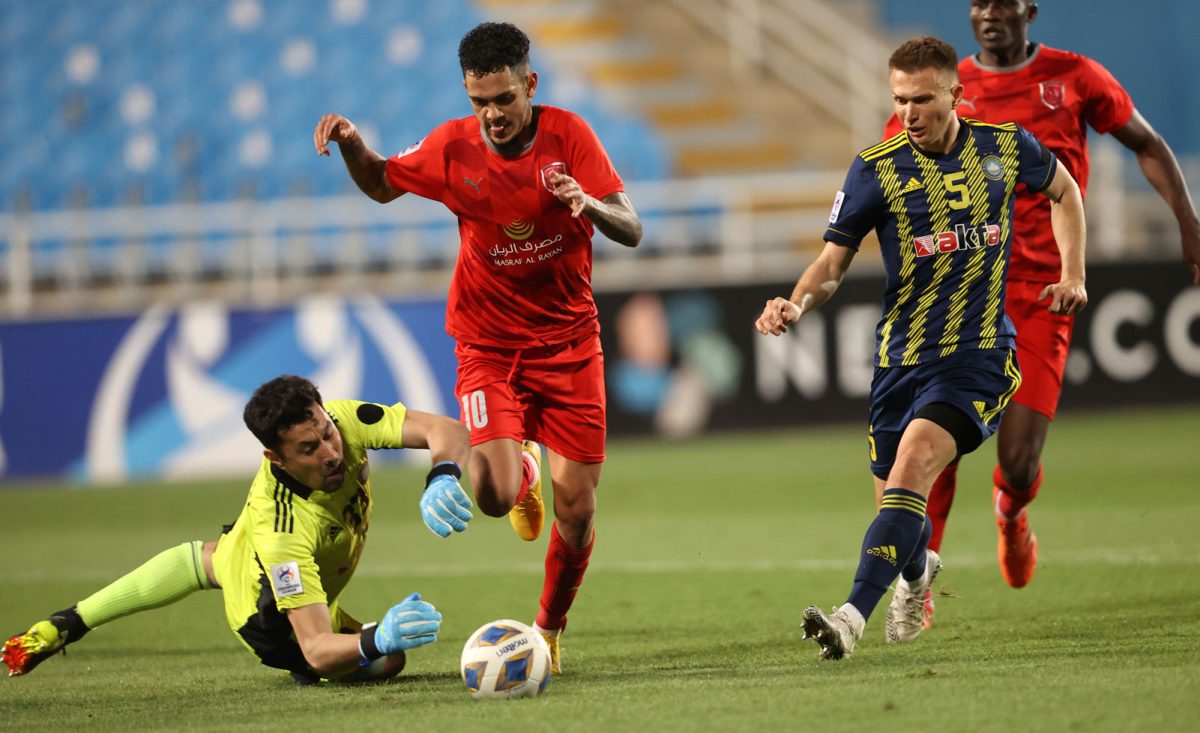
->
<box><xmin>212</xmin><ymin>399</ymin><xmax>407</xmax><ymax>666</ymax></box>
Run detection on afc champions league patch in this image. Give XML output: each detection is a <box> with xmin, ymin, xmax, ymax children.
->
<box><xmin>982</xmin><ymin>155</ymin><xmax>1005</xmax><ymax>181</ymax></box>
<box><xmin>1039</xmin><ymin>80</ymin><xmax>1065</xmax><ymax>110</ymax></box>
<box><xmin>397</xmin><ymin>137</ymin><xmax>425</xmax><ymax>158</ymax></box>
<box><xmin>540</xmin><ymin>161</ymin><xmax>568</xmax><ymax>192</ymax></box>
<box><xmin>270</xmin><ymin>561</ymin><xmax>304</xmax><ymax>598</ymax></box>
<box><xmin>829</xmin><ymin>191</ymin><xmax>845</xmax><ymax>224</ymax></box>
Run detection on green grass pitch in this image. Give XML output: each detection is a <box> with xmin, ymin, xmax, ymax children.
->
<box><xmin>2</xmin><ymin>406</ymin><xmax>1198</xmax><ymax>731</ymax></box>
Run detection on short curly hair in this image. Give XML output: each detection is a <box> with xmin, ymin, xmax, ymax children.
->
<box><xmin>889</xmin><ymin>35</ymin><xmax>958</xmax><ymax>75</ymax></box>
<box><xmin>458</xmin><ymin>22</ymin><xmax>530</xmax><ymax>77</ymax></box>
<box><xmin>243</xmin><ymin>375</ymin><xmax>324</xmax><ymax>452</ymax></box>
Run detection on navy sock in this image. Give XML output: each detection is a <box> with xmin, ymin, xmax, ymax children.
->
<box><xmin>845</xmin><ymin>488</ymin><xmax>929</xmax><ymax>620</ymax></box>
<box><xmin>900</xmin><ymin>516</ymin><xmax>932</xmax><ymax>582</ymax></box>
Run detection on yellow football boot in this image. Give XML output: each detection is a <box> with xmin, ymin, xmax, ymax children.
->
<box><xmin>508</xmin><ymin>441</ymin><xmax>545</xmax><ymax>541</ymax></box>
<box><xmin>536</xmin><ymin>625</ymin><xmax>562</xmax><ymax>674</ymax></box>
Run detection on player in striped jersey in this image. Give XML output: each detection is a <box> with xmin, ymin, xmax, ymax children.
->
<box><xmin>883</xmin><ymin>1</ymin><xmax>1200</xmax><ymax>606</ymax></box>
<box><xmin>755</xmin><ymin>36</ymin><xmax>1088</xmax><ymax>660</ymax></box>
<box><xmin>4</xmin><ymin>376</ymin><xmax>472</xmax><ymax>682</ymax></box>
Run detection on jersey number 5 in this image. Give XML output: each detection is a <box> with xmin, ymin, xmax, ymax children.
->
<box><xmin>943</xmin><ymin>171</ymin><xmax>971</xmax><ymax>210</ymax></box>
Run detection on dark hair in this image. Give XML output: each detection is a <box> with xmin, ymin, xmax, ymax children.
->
<box><xmin>889</xmin><ymin>35</ymin><xmax>959</xmax><ymax>75</ymax></box>
<box><xmin>243</xmin><ymin>375</ymin><xmax>323</xmax><ymax>452</ymax></box>
<box><xmin>458</xmin><ymin>22</ymin><xmax>530</xmax><ymax>77</ymax></box>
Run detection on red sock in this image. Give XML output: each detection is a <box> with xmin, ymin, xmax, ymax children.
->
<box><xmin>926</xmin><ymin>463</ymin><xmax>958</xmax><ymax>553</ymax></box>
<box><xmin>995</xmin><ymin>463</ymin><xmax>1043</xmax><ymax>518</ymax></box>
<box><xmin>513</xmin><ymin>451</ymin><xmax>534</xmax><ymax>504</ymax></box>
<box><xmin>535</xmin><ymin>524</ymin><xmax>594</xmax><ymax>630</ymax></box>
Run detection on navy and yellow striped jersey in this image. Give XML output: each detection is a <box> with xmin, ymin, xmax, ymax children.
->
<box><xmin>824</xmin><ymin>118</ymin><xmax>1057</xmax><ymax>367</ymax></box>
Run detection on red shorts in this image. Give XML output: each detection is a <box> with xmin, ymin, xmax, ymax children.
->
<box><xmin>455</xmin><ymin>333</ymin><xmax>606</xmax><ymax>463</ymax></box>
<box><xmin>1006</xmin><ymin>280</ymin><xmax>1075</xmax><ymax>420</ymax></box>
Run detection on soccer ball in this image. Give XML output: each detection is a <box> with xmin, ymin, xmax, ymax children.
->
<box><xmin>460</xmin><ymin>619</ymin><xmax>552</xmax><ymax>699</ymax></box>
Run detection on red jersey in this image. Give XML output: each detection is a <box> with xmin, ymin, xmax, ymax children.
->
<box><xmin>884</xmin><ymin>45</ymin><xmax>1134</xmax><ymax>282</ymax></box>
<box><xmin>385</xmin><ymin>105</ymin><xmax>624</xmax><ymax>348</ymax></box>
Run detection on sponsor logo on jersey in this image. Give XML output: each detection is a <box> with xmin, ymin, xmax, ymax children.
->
<box><xmin>1039</xmin><ymin>80</ymin><xmax>1065</xmax><ymax>110</ymax></box>
<box><xmin>913</xmin><ymin>223</ymin><xmax>1001</xmax><ymax>258</ymax></box>
<box><xmin>540</xmin><ymin>162</ymin><xmax>569</xmax><ymax>192</ymax></box>
<box><xmin>900</xmin><ymin>177</ymin><xmax>924</xmax><ymax>194</ymax></box>
<box><xmin>982</xmin><ymin>155</ymin><xmax>1005</xmax><ymax>180</ymax></box>
<box><xmin>959</xmin><ymin>96</ymin><xmax>978</xmax><ymax>112</ymax></box>
<box><xmin>829</xmin><ymin>191</ymin><xmax>845</xmax><ymax>224</ymax></box>
<box><xmin>271</xmin><ymin>561</ymin><xmax>304</xmax><ymax>597</ymax></box>
<box><xmin>503</xmin><ymin>219</ymin><xmax>534</xmax><ymax>240</ymax></box>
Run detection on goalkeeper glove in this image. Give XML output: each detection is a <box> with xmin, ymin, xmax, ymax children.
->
<box><xmin>360</xmin><ymin>593</ymin><xmax>442</xmax><ymax>661</ymax></box>
<box><xmin>419</xmin><ymin>462</ymin><xmax>473</xmax><ymax>537</ymax></box>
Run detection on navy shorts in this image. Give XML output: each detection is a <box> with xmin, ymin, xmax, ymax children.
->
<box><xmin>867</xmin><ymin>348</ymin><xmax>1021</xmax><ymax>480</ymax></box>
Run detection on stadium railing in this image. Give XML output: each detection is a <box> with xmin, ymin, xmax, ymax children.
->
<box><xmin>0</xmin><ymin>171</ymin><xmax>848</xmax><ymax>318</ymax></box>
<box><xmin>665</xmin><ymin>0</ymin><xmax>893</xmax><ymax>150</ymax></box>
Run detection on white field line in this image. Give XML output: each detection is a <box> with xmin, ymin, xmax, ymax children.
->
<box><xmin>0</xmin><ymin>548</ymin><xmax>1192</xmax><ymax>585</ymax></box>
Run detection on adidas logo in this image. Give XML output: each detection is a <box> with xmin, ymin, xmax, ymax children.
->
<box><xmin>867</xmin><ymin>545</ymin><xmax>899</xmax><ymax>565</ymax></box>
<box><xmin>974</xmin><ymin>400</ymin><xmax>987</xmax><ymax>416</ymax></box>
<box><xmin>900</xmin><ymin>177</ymin><xmax>924</xmax><ymax>194</ymax></box>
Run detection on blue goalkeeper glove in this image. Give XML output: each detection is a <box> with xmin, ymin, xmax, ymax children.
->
<box><xmin>420</xmin><ymin>462</ymin><xmax>473</xmax><ymax>537</ymax></box>
<box><xmin>360</xmin><ymin>593</ymin><xmax>442</xmax><ymax>660</ymax></box>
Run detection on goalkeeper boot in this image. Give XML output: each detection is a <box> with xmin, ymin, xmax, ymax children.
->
<box><xmin>886</xmin><ymin>549</ymin><xmax>942</xmax><ymax>644</ymax></box>
<box><xmin>3</xmin><ymin>607</ymin><xmax>89</xmax><ymax>677</ymax></box>
<box><xmin>508</xmin><ymin>441</ymin><xmax>545</xmax><ymax>542</ymax></box>
<box><xmin>995</xmin><ymin>488</ymin><xmax>1038</xmax><ymax>588</ymax></box>
<box><xmin>801</xmin><ymin>604</ymin><xmax>862</xmax><ymax>661</ymax></box>
<box><xmin>534</xmin><ymin>623</ymin><xmax>562</xmax><ymax>674</ymax></box>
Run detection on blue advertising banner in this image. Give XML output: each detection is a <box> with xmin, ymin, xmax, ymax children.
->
<box><xmin>0</xmin><ymin>295</ymin><xmax>458</xmax><ymax>483</ymax></box>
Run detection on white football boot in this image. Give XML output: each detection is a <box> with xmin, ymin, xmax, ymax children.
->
<box><xmin>801</xmin><ymin>604</ymin><xmax>864</xmax><ymax>660</ymax></box>
<box><xmin>885</xmin><ymin>548</ymin><xmax>943</xmax><ymax>644</ymax></box>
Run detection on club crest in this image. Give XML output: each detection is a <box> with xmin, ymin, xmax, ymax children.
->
<box><xmin>1039</xmin><ymin>80</ymin><xmax>1065</xmax><ymax>110</ymax></box>
<box><xmin>540</xmin><ymin>162</ymin><xmax>569</xmax><ymax>192</ymax></box>
<box><xmin>982</xmin><ymin>155</ymin><xmax>1005</xmax><ymax>180</ymax></box>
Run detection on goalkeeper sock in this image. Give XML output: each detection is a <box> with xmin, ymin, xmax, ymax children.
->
<box><xmin>995</xmin><ymin>463</ymin><xmax>1042</xmax><ymax>518</ymax></box>
<box><xmin>76</xmin><ymin>541</ymin><xmax>213</xmax><ymax>629</ymax></box>
<box><xmin>535</xmin><ymin>524</ymin><xmax>593</xmax><ymax>631</ymax></box>
<box><xmin>845</xmin><ymin>489</ymin><xmax>929</xmax><ymax>621</ymax></box>
<box><xmin>926</xmin><ymin>463</ymin><xmax>957</xmax><ymax>552</ymax></box>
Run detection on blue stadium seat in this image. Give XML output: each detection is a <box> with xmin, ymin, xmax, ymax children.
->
<box><xmin>0</xmin><ymin>0</ymin><xmax>672</xmax><ymax>244</ymax></box>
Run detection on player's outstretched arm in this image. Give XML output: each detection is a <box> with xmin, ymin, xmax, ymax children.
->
<box><xmin>1039</xmin><ymin>164</ymin><xmax>1088</xmax><ymax>315</ymax></box>
<box><xmin>288</xmin><ymin>594</ymin><xmax>441</xmax><ymax>678</ymax></box>
<box><xmin>1111</xmin><ymin>110</ymin><xmax>1200</xmax><ymax>284</ymax></box>
<box><xmin>546</xmin><ymin>171</ymin><xmax>642</xmax><ymax>247</ymax></box>
<box><xmin>755</xmin><ymin>242</ymin><xmax>855</xmax><ymax>336</ymax></box>
<box><xmin>402</xmin><ymin>411</ymin><xmax>474</xmax><ymax>537</ymax></box>
<box><xmin>313</xmin><ymin>113</ymin><xmax>402</xmax><ymax>204</ymax></box>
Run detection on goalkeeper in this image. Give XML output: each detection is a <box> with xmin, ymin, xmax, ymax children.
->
<box><xmin>4</xmin><ymin>375</ymin><xmax>474</xmax><ymax>683</ymax></box>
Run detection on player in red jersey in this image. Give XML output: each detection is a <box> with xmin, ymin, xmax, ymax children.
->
<box><xmin>313</xmin><ymin>22</ymin><xmax>642</xmax><ymax>673</ymax></box>
<box><xmin>885</xmin><ymin>0</ymin><xmax>1200</xmax><ymax>612</ymax></box>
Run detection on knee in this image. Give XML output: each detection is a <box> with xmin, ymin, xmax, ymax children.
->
<box><xmin>890</xmin><ymin>446</ymin><xmax>946</xmax><ymax>491</ymax></box>
<box><xmin>474</xmin><ymin>488</ymin><xmax>515</xmax><ymax>518</ymax></box>
<box><xmin>553</xmin><ymin>490</ymin><xmax>596</xmax><ymax>529</ymax></box>
<box><xmin>469</xmin><ymin>467</ymin><xmax>520</xmax><ymax>518</ymax></box>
